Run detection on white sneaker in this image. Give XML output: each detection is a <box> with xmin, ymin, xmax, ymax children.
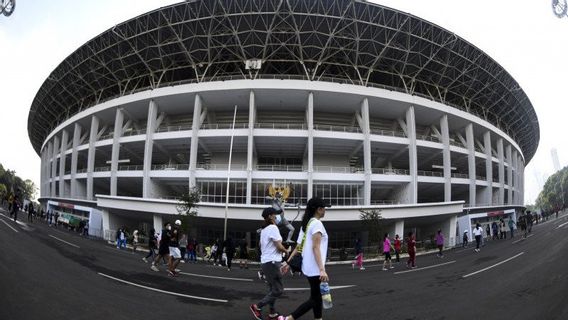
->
<box><xmin>382</xmin><ymin>268</ymin><xmax>388</xmax><ymax>271</ymax></box>
<box><xmin>360</xmin><ymin>267</ymin><xmax>365</xmax><ymax>270</ymax></box>
<box><xmin>142</xmin><ymin>257</ymin><xmax>147</xmax><ymax>263</ymax></box>
<box><xmin>174</xmin><ymin>268</ymin><xmax>181</xmax><ymax>273</ymax></box>
<box><xmin>150</xmin><ymin>265</ymin><xmax>159</xmax><ymax>272</ymax></box>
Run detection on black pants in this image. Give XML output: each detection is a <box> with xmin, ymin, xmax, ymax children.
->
<box><xmin>475</xmin><ymin>235</ymin><xmax>481</xmax><ymax>249</ymax></box>
<box><xmin>290</xmin><ymin>276</ymin><xmax>322</xmax><ymax>319</ymax></box>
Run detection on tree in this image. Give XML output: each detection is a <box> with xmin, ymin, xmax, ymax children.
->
<box><xmin>0</xmin><ymin>183</ymin><xmax>6</xmax><ymax>201</ymax></box>
<box><xmin>176</xmin><ymin>187</ymin><xmax>202</xmax><ymax>235</ymax></box>
<box><xmin>359</xmin><ymin>209</ymin><xmax>383</xmax><ymax>245</ymax></box>
<box><xmin>22</xmin><ymin>179</ymin><xmax>37</xmax><ymax>201</ymax></box>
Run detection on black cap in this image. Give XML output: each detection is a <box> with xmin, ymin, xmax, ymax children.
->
<box><xmin>262</xmin><ymin>207</ymin><xmax>279</xmax><ymax>219</ymax></box>
<box><xmin>307</xmin><ymin>197</ymin><xmax>331</xmax><ymax>209</ymax></box>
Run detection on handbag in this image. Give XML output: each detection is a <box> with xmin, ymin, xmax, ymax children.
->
<box><xmin>289</xmin><ymin>218</ymin><xmax>315</xmax><ymax>273</ymax></box>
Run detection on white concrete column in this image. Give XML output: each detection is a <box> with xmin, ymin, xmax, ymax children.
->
<box><xmin>102</xmin><ymin>209</ymin><xmax>111</xmax><ymax>241</ymax></box>
<box><xmin>70</xmin><ymin>123</ymin><xmax>82</xmax><ymax>198</ymax></box>
<box><xmin>406</xmin><ymin>106</ymin><xmax>417</xmax><ymax>204</ymax></box>
<box><xmin>87</xmin><ymin>116</ymin><xmax>99</xmax><ymax>201</ymax></box>
<box><xmin>189</xmin><ymin>94</ymin><xmax>202</xmax><ymax>188</ymax></box>
<box><xmin>46</xmin><ymin>142</ymin><xmax>53</xmax><ymax>198</ymax></box>
<box><xmin>512</xmin><ymin>150</ymin><xmax>518</xmax><ymax>204</ymax></box>
<box><xmin>59</xmin><ymin>130</ymin><xmax>68</xmax><ymax>197</ymax></box>
<box><xmin>51</xmin><ymin>136</ymin><xmax>60</xmax><ymax>197</ymax></box>
<box><xmin>110</xmin><ymin>108</ymin><xmax>125</xmax><ymax>196</ymax></box>
<box><xmin>506</xmin><ymin>145</ymin><xmax>512</xmax><ymax>205</ymax></box>
<box><xmin>440</xmin><ymin>115</ymin><xmax>451</xmax><ymax>202</ymax></box>
<box><xmin>520</xmin><ymin>157</ymin><xmax>525</xmax><ymax>205</ymax></box>
<box><xmin>143</xmin><ymin>100</ymin><xmax>159</xmax><ymax>198</ymax></box>
<box><xmin>361</xmin><ymin>98</ymin><xmax>371</xmax><ymax>206</ymax></box>
<box><xmin>465</xmin><ymin>124</ymin><xmax>476</xmax><ymax>207</ymax></box>
<box><xmin>153</xmin><ymin>214</ymin><xmax>163</xmax><ymax>236</ymax></box>
<box><xmin>484</xmin><ymin>131</ymin><xmax>493</xmax><ymax>205</ymax></box>
<box><xmin>394</xmin><ymin>220</ymin><xmax>404</xmax><ymax>239</ymax></box>
<box><xmin>497</xmin><ymin>138</ymin><xmax>504</xmax><ymax>205</ymax></box>
<box><xmin>307</xmin><ymin>92</ymin><xmax>314</xmax><ymax>200</ymax></box>
<box><xmin>246</xmin><ymin>90</ymin><xmax>255</xmax><ymax>205</ymax></box>
<box><xmin>448</xmin><ymin>214</ymin><xmax>457</xmax><ymax>247</ymax></box>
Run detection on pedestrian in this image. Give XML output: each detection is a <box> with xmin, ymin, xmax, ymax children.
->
<box><xmin>188</xmin><ymin>238</ymin><xmax>197</xmax><ymax>263</ymax></box>
<box><xmin>132</xmin><ymin>230</ymin><xmax>139</xmax><ymax>253</ymax></box>
<box><xmin>462</xmin><ymin>230</ymin><xmax>469</xmax><ymax>247</ymax></box>
<box><xmin>500</xmin><ymin>219</ymin><xmax>506</xmax><ymax>239</ymax></box>
<box><xmin>382</xmin><ymin>233</ymin><xmax>394</xmax><ymax>270</ymax></box>
<box><xmin>151</xmin><ymin>222</ymin><xmax>172</xmax><ymax>272</ymax></box>
<box><xmin>406</xmin><ymin>231</ymin><xmax>416</xmax><ymax>268</ymax></box>
<box><xmin>485</xmin><ymin>224</ymin><xmax>490</xmax><ymax>240</ymax></box>
<box><xmin>519</xmin><ymin>216</ymin><xmax>527</xmax><ymax>238</ymax></box>
<box><xmin>393</xmin><ymin>235</ymin><xmax>401</xmax><ymax>263</ymax></box>
<box><xmin>238</xmin><ymin>238</ymin><xmax>249</xmax><ymax>269</ymax></box>
<box><xmin>179</xmin><ymin>233</ymin><xmax>188</xmax><ymax>263</ymax></box>
<box><xmin>508</xmin><ymin>218</ymin><xmax>515</xmax><ymax>238</ymax></box>
<box><xmin>352</xmin><ymin>238</ymin><xmax>364</xmax><ymax>270</ymax></box>
<box><xmin>116</xmin><ymin>228</ymin><xmax>123</xmax><ymax>249</ymax></box>
<box><xmin>526</xmin><ymin>212</ymin><xmax>533</xmax><ymax>234</ymax></box>
<box><xmin>27</xmin><ymin>203</ymin><xmax>34</xmax><ymax>223</ymax></box>
<box><xmin>435</xmin><ymin>229</ymin><xmax>444</xmax><ymax>258</ymax></box>
<box><xmin>210</xmin><ymin>241</ymin><xmax>218</xmax><ymax>265</ymax></box>
<box><xmin>473</xmin><ymin>223</ymin><xmax>483</xmax><ymax>252</ymax></box>
<box><xmin>491</xmin><ymin>221</ymin><xmax>499</xmax><ymax>240</ymax></box>
<box><xmin>224</xmin><ymin>237</ymin><xmax>235</xmax><ymax>271</ymax></box>
<box><xmin>280</xmin><ymin>197</ymin><xmax>330</xmax><ymax>320</ymax></box>
<box><xmin>249</xmin><ymin>207</ymin><xmax>290</xmax><ymax>320</ymax></box>
<box><xmin>11</xmin><ymin>196</ymin><xmax>20</xmax><ymax>222</ymax></box>
<box><xmin>143</xmin><ymin>228</ymin><xmax>157</xmax><ymax>263</ymax></box>
<box><xmin>167</xmin><ymin>220</ymin><xmax>183</xmax><ymax>276</ymax></box>
<box><xmin>54</xmin><ymin>211</ymin><xmax>59</xmax><ymax>228</ymax></box>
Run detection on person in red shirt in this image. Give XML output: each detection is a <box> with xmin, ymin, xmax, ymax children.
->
<box><xmin>406</xmin><ymin>232</ymin><xmax>416</xmax><ymax>268</ymax></box>
<box><xmin>394</xmin><ymin>234</ymin><xmax>401</xmax><ymax>263</ymax></box>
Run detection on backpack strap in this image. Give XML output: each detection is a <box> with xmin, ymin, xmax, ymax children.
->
<box><xmin>297</xmin><ymin>218</ymin><xmax>316</xmax><ymax>253</ymax></box>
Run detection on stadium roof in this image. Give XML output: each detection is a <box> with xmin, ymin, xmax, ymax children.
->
<box><xmin>28</xmin><ymin>0</ymin><xmax>539</xmax><ymax>162</ymax></box>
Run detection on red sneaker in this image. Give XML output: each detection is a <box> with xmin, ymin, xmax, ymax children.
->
<box><xmin>249</xmin><ymin>304</ymin><xmax>262</xmax><ymax>320</ymax></box>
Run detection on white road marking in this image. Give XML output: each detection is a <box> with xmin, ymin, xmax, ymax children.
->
<box><xmin>511</xmin><ymin>234</ymin><xmax>534</xmax><ymax>244</ymax></box>
<box><xmin>462</xmin><ymin>252</ymin><xmax>524</xmax><ymax>278</ymax></box>
<box><xmin>285</xmin><ymin>285</ymin><xmax>356</xmax><ymax>291</ymax></box>
<box><xmin>179</xmin><ymin>271</ymin><xmax>253</xmax><ymax>282</ymax></box>
<box><xmin>394</xmin><ymin>260</ymin><xmax>456</xmax><ymax>275</ymax></box>
<box><xmin>49</xmin><ymin>235</ymin><xmax>80</xmax><ymax>248</ymax></box>
<box><xmin>0</xmin><ymin>219</ymin><xmax>19</xmax><ymax>233</ymax></box>
<box><xmin>98</xmin><ymin>272</ymin><xmax>228</xmax><ymax>303</ymax></box>
<box><xmin>556</xmin><ymin>221</ymin><xmax>568</xmax><ymax>229</ymax></box>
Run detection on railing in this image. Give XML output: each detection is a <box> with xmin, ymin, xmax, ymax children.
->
<box><xmin>416</xmin><ymin>134</ymin><xmax>439</xmax><ymax>143</ymax></box>
<box><xmin>118</xmin><ymin>165</ymin><xmax>143</xmax><ymax>171</ymax></box>
<box><xmin>417</xmin><ymin>170</ymin><xmax>444</xmax><ymax>177</ymax></box>
<box><xmin>64</xmin><ymin>170</ymin><xmax>71</xmax><ymax>175</ymax></box>
<box><xmin>254</xmin><ymin>123</ymin><xmax>306</xmax><ymax>130</ymax></box>
<box><xmin>314</xmin><ymin>124</ymin><xmax>362</xmax><ymax>133</ymax></box>
<box><xmin>196</xmin><ymin>164</ymin><xmax>247</xmax><ymax>170</ymax></box>
<box><xmin>94</xmin><ymin>166</ymin><xmax>111</xmax><ymax>172</ymax></box>
<box><xmin>122</xmin><ymin>128</ymin><xmax>147</xmax><ymax>137</ymax></box>
<box><xmin>313</xmin><ymin>166</ymin><xmax>363</xmax><ymax>173</ymax></box>
<box><xmin>256</xmin><ymin>164</ymin><xmax>304</xmax><ymax>172</ymax></box>
<box><xmin>151</xmin><ymin>164</ymin><xmax>189</xmax><ymax>170</ymax></box>
<box><xmin>370</xmin><ymin>200</ymin><xmax>397</xmax><ymax>205</ymax></box>
<box><xmin>451</xmin><ymin>172</ymin><xmax>469</xmax><ymax>179</ymax></box>
<box><xmin>449</xmin><ymin>140</ymin><xmax>464</xmax><ymax>148</ymax></box>
<box><xmin>372</xmin><ymin>168</ymin><xmax>410</xmax><ymax>175</ymax></box>
<box><xmin>201</xmin><ymin>123</ymin><xmax>249</xmax><ymax>130</ymax></box>
<box><xmin>99</xmin><ymin>133</ymin><xmax>113</xmax><ymax>140</ymax></box>
<box><xmin>155</xmin><ymin>124</ymin><xmax>192</xmax><ymax>133</ymax></box>
<box><xmin>493</xmin><ymin>177</ymin><xmax>500</xmax><ymax>183</ymax></box>
<box><xmin>76</xmin><ymin>168</ymin><xmax>88</xmax><ymax>174</ymax></box>
<box><xmin>476</xmin><ymin>175</ymin><xmax>485</xmax><ymax>181</ymax></box>
<box><xmin>370</xmin><ymin>128</ymin><xmax>406</xmax><ymax>138</ymax></box>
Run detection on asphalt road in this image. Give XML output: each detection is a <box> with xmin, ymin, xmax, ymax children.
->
<box><xmin>1</xmin><ymin>209</ymin><xmax>567</xmax><ymax>320</ymax></box>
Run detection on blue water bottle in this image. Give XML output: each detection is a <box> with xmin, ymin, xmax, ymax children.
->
<box><xmin>320</xmin><ymin>281</ymin><xmax>333</xmax><ymax>309</ymax></box>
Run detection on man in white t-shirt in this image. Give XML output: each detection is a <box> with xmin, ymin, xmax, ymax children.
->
<box><xmin>472</xmin><ymin>223</ymin><xmax>483</xmax><ymax>252</ymax></box>
<box><xmin>250</xmin><ymin>207</ymin><xmax>290</xmax><ymax>320</ymax></box>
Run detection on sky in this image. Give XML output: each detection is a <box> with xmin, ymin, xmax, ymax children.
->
<box><xmin>0</xmin><ymin>0</ymin><xmax>566</xmax><ymax>204</ymax></box>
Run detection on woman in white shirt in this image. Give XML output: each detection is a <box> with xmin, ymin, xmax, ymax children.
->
<box><xmin>281</xmin><ymin>197</ymin><xmax>330</xmax><ymax>320</ymax></box>
<box><xmin>250</xmin><ymin>207</ymin><xmax>290</xmax><ymax>320</ymax></box>
<box><xmin>472</xmin><ymin>223</ymin><xmax>483</xmax><ymax>252</ymax></box>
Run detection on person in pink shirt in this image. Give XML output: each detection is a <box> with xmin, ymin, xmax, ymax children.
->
<box><xmin>435</xmin><ymin>229</ymin><xmax>445</xmax><ymax>258</ymax></box>
<box><xmin>381</xmin><ymin>233</ymin><xmax>394</xmax><ymax>271</ymax></box>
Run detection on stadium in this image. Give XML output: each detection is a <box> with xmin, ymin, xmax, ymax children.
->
<box><xmin>29</xmin><ymin>0</ymin><xmax>538</xmax><ymax>249</ymax></box>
